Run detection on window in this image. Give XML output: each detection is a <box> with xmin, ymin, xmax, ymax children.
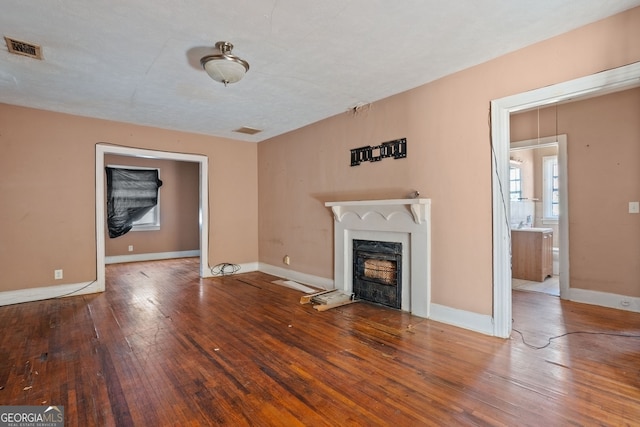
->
<box><xmin>132</xmin><ymin>196</ymin><xmax>160</xmax><ymax>231</ymax></box>
<box><xmin>509</xmin><ymin>167</ymin><xmax>522</xmax><ymax>201</ymax></box>
<box><xmin>105</xmin><ymin>166</ymin><xmax>162</xmax><ymax>237</ymax></box>
<box><xmin>543</xmin><ymin>156</ymin><xmax>559</xmax><ymax>219</ymax></box>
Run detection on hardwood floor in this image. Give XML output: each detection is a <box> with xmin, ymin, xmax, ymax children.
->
<box><xmin>1</xmin><ymin>258</ymin><xmax>639</xmax><ymax>426</ymax></box>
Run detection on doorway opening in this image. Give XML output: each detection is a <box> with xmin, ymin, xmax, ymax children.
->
<box><xmin>509</xmin><ymin>135</ymin><xmax>568</xmax><ymax>298</ymax></box>
<box><xmin>95</xmin><ymin>144</ymin><xmax>209</xmax><ymax>290</ymax></box>
<box><xmin>491</xmin><ymin>61</ymin><xmax>640</xmax><ymax>338</ymax></box>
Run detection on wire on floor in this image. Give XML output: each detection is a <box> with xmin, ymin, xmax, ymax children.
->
<box><xmin>210</xmin><ymin>263</ymin><xmax>241</xmax><ymax>276</ymax></box>
<box><xmin>512</xmin><ymin>327</ymin><xmax>640</xmax><ymax>350</ymax></box>
<box><xmin>54</xmin><ymin>280</ymin><xmax>98</xmax><ymax>299</ymax></box>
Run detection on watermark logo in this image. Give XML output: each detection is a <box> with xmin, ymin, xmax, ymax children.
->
<box><xmin>0</xmin><ymin>406</ymin><xmax>64</xmax><ymax>427</ymax></box>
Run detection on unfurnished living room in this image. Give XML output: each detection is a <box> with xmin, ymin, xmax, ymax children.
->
<box><xmin>1</xmin><ymin>2</ymin><xmax>640</xmax><ymax>426</ymax></box>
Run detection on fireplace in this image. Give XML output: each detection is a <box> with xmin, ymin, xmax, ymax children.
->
<box><xmin>353</xmin><ymin>239</ymin><xmax>402</xmax><ymax>308</ymax></box>
<box><xmin>325</xmin><ymin>198</ymin><xmax>431</xmax><ymax>317</ymax></box>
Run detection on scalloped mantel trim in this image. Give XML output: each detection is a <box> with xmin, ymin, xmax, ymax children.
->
<box><xmin>325</xmin><ymin>199</ymin><xmax>429</xmax><ymax>224</ymax></box>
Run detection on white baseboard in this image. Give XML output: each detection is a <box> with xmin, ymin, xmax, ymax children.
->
<box><xmin>428</xmin><ymin>303</ymin><xmax>494</xmax><ymax>336</ymax></box>
<box><xmin>0</xmin><ymin>281</ymin><xmax>104</xmax><ymax>306</ymax></box>
<box><xmin>258</xmin><ymin>263</ymin><xmax>334</xmax><ymax>290</ymax></box>
<box><xmin>105</xmin><ymin>250</ymin><xmax>200</xmax><ymax>264</ymax></box>
<box><xmin>569</xmin><ymin>288</ymin><xmax>640</xmax><ymax>313</ymax></box>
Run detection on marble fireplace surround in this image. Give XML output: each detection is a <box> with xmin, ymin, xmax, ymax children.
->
<box><xmin>325</xmin><ymin>199</ymin><xmax>431</xmax><ymax>318</ymax></box>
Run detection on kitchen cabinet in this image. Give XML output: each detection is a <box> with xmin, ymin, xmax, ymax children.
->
<box><xmin>511</xmin><ymin>228</ymin><xmax>553</xmax><ymax>282</ymax></box>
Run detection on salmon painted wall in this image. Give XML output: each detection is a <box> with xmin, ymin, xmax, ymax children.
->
<box><xmin>258</xmin><ymin>7</ymin><xmax>640</xmax><ymax>315</ymax></box>
<box><xmin>104</xmin><ymin>155</ymin><xmax>200</xmax><ymax>257</ymax></box>
<box><xmin>0</xmin><ymin>105</ymin><xmax>258</xmax><ymax>292</ymax></box>
<box><xmin>511</xmin><ymin>87</ymin><xmax>640</xmax><ymax>297</ymax></box>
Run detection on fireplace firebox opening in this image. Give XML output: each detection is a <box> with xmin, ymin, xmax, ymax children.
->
<box><xmin>353</xmin><ymin>239</ymin><xmax>402</xmax><ymax>309</ymax></box>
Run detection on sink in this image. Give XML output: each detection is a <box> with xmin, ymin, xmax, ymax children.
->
<box><xmin>512</xmin><ymin>227</ymin><xmax>553</xmax><ymax>232</ymax></box>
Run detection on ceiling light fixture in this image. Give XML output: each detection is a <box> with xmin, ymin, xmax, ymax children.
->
<box><xmin>200</xmin><ymin>41</ymin><xmax>249</xmax><ymax>86</ymax></box>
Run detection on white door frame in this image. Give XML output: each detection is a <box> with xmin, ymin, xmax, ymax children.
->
<box><xmin>95</xmin><ymin>144</ymin><xmax>209</xmax><ymax>290</ymax></box>
<box><xmin>491</xmin><ymin>62</ymin><xmax>640</xmax><ymax>338</ymax></box>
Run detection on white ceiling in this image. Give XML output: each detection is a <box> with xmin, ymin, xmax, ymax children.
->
<box><xmin>1</xmin><ymin>1</ymin><xmax>639</xmax><ymax>142</ymax></box>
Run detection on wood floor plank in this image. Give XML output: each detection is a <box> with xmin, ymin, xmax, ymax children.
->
<box><xmin>0</xmin><ymin>258</ymin><xmax>639</xmax><ymax>426</ymax></box>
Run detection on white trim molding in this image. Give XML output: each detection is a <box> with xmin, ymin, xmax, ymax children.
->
<box><xmin>569</xmin><ymin>288</ymin><xmax>640</xmax><ymax>313</ymax></box>
<box><xmin>96</xmin><ymin>144</ymin><xmax>209</xmax><ymax>292</ymax></box>
<box><xmin>105</xmin><ymin>250</ymin><xmax>201</xmax><ymax>265</ymax></box>
<box><xmin>429</xmin><ymin>303</ymin><xmax>494</xmax><ymax>336</ymax></box>
<box><xmin>258</xmin><ymin>263</ymin><xmax>333</xmax><ymax>290</ymax></box>
<box><xmin>0</xmin><ymin>281</ymin><xmax>102</xmax><ymax>306</ymax></box>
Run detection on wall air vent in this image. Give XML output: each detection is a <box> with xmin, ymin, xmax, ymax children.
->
<box><xmin>4</xmin><ymin>36</ymin><xmax>43</xmax><ymax>59</ymax></box>
<box><xmin>233</xmin><ymin>127</ymin><xmax>262</xmax><ymax>135</ymax></box>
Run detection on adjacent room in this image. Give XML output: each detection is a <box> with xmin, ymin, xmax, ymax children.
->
<box><xmin>1</xmin><ymin>2</ymin><xmax>639</xmax><ymax>425</ymax></box>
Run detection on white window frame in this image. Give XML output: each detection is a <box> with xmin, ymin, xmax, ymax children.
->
<box><xmin>107</xmin><ymin>164</ymin><xmax>161</xmax><ymax>231</ymax></box>
<box><xmin>509</xmin><ymin>166</ymin><xmax>522</xmax><ymax>201</ymax></box>
<box><xmin>542</xmin><ymin>155</ymin><xmax>559</xmax><ymax>223</ymax></box>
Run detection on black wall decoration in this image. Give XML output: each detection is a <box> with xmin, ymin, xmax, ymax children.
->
<box><xmin>350</xmin><ymin>138</ymin><xmax>407</xmax><ymax>166</ymax></box>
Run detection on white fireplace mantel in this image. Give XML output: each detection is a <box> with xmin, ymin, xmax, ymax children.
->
<box><xmin>325</xmin><ymin>198</ymin><xmax>429</xmax><ymax>224</ymax></box>
<box><xmin>325</xmin><ymin>198</ymin><xmax>431</xmax><ymax>318</ymax></box>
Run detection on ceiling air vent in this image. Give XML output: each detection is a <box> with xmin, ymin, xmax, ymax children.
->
<box><xmin>233</xmin><ymin>127</ymin><xmax>262</xmax><ymax>135</ymax></box>
<box><xmin>4</xmin><ymin>36</ymin><xmax>43</xmax><ymax>59</ymax></box>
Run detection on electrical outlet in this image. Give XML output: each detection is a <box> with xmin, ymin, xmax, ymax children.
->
<box><xmin>128</xmin><ymin>245</ymin><xmax>134</xmax><ymax>252</ymax></box>
<box><xmin>54</xmin><ymin>269</ymin><xmax>63</xmax><ymax>280</ymax></box>
<box><xmin>283</xmin><ymin>255</ymin><xmax>290</xmax><ymax>265</ymax></box>
<box><xmin>629</xmin><ymin>202</ymin><xmax>639</xmax><ymax>214</ymax></box>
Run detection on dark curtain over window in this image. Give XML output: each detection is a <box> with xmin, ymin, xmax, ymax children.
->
<box><xmin>106</xmin><ymin>167</ymin><xmax>163</xmax><ymax>238</ymax></box>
